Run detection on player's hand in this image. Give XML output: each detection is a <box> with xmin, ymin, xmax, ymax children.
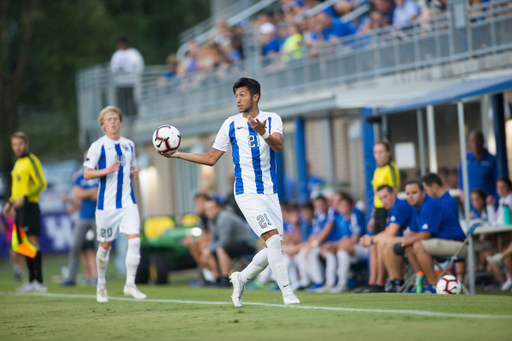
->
<box><xmin>12</xmin><ymin>196</ymin><xmax>26</xmax><ymax>209</ymax></box>
<box><xmin>359</xmin><ymin>234</ymin><xmax>371</xmax><ymax>247</ymax></box>
<box><xmin>247</xmin><ymin>115</ymin><xmax>267</xmax><ymax>135</ymax></box>
<box><xmin>3</xmin><ymin>202</ymin><xmax>11</xmax><ymax>216</ymax></box>
<box><xmin>486</xmin><ymin>195</ymin><xmax>495</xmax><ymax>206</ymax></box>
<box><xmin>107</xmin><ymin>161</ymin><xmax>121</xmax><ymax>174</ymax></box>
<box><xmin>158</xmin><ymin>150</ymin><xmax>179</xmax><ymax>159</ymax></box>
<box><xmin>131</xmin><ymin>167</ymin><xmax>139</xmax><ymax>179</ymax></box>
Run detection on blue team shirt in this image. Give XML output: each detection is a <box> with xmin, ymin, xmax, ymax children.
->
<box><xmin>438</xmin><ymin>191</ymin><xmax>459</xmax><ymax>219</ymax></box>
<box><xmin>387</xmin><ymin>198</ymin><xmax>414</xmax><ymax>237</ymax></box>
<box><xmin>263</xmin><ymin>38</ymin><xmax>280</xmax><ymax>55</ymax></box>
<box><xmin>458</xmin><ymin>149</ymin><xmax>498</xmax><ymax>197</ymax></box>
<box><xmin>299</xmin><ymin>217</ymin><xmax>312</xmax><ymax>242</ymax></box>
<box><xmin>322</xmin><ymin>18</ymin><xmax>355</xmax><ymax>40</ymax></box>
<box><xmin>411</xmin><ymin>195</ymin><xmax>466</xmax><ymax>240</ymax></box>
<box><xmin>312</xmin><ymin>207</ymin><xmax>336</xmax><ymax>240</ymax></box>
<box><xmin>74</xmin><ymin>173</ymin><xmax>99</xmax><ymax>219</ymax></box>
<box><xmin>335</xmin><ymin>211</ymin><xmax>363</xmax><ymax>241</ymax></box>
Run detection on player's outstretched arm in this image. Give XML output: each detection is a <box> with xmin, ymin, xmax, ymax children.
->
<box><xmin>84</xmin><ymin>161</ymin><xmax>120</xmax><ymax>180</ymax></box>
<box><xmin>158</xmin><ymin>147</ymin><xmax>224</xmax><ymax>167</ymax></box>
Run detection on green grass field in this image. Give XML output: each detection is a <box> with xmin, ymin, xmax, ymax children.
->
<box><xmin>1</xmin><ymin>254</ymin><xmax>512</xmax><ymax>341</ymax></box>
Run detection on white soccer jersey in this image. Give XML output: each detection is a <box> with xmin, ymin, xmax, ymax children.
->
<box><xmin>213</xmin><ymin>111</ymin><xmax>283</xmax><ymax>195</ymax></box>
<box><xmin>84</xmin><ymin>135</ymin><xmax>137</xmax><ymax>210</ymax></box>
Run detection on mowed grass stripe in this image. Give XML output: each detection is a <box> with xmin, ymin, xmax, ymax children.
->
<box><xmin>2</xmin><ymin>291</ymin><xmax>511</xmax><ymax>320</ymax></box>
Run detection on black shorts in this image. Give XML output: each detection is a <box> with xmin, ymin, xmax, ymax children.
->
<box><xmin>15</xmin><ymin>202</ymin><xmax>41</xmax><ymax>237</ymax></box>
<box><xmin>374</xmin><ymin>207</ymin><xmax>389</xmax><ymax>235</ymax></box>
<box><xmin>212</xmin><ymin>242</ymin><xmax>256</xmax><ymax>259</ymax></box>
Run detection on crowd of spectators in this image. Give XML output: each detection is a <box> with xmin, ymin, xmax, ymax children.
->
<box><xmin>154</xmin><ymin>0</ymin><xmax>462</xmax><ymax>88</ymax></box>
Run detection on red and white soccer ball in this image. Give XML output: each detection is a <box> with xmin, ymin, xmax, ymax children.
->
<box><xmin>153</xmin><ymin>125</ymin><xmax>181</xmax><ymax>154</ymax></box>
<box><xmin>436</xmin><ymin>275</ymin><xmax>461</xmax><ymax>294</ymax></box>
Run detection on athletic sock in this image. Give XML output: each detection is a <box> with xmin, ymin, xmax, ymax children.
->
<box><xmin>34</xmin><ymin>251</ymin><xmax>43</xmax><ymax>283</ymax></box>
<box><xmin>296</xmin><ymin>249</ymin><xmax>311</xmax><ymax>288</ymax></box>
<box><xmin>96</xmin><ymin>246</ymin><xmax>111</xmax><ymax>284</ymax></box>
<box><xmin>125</xmin><ymin>238</ymin><xmax>141</xmax><ymax>286</ymax></box>
<box><xmin>283</xmin><ymin>254</ymin><xmax>299</xmax><ymax>285</ymax></box>
<box><xmin>324</xmin><ymin>252</ymin><xmax>337</xmax><ymax>287</ymax></box>
<box><xmin>266</xmin><ymin>235</ymin><xmax>292</xmax><ymax>293</ymax></box>
<box><xmin>307</xmin><ymin>246</ymin><xmax>324</xmax><ymax>285</ymax></box>
<box><xmin>336</xmin><ymin>250</ymin><xmax>350</xmax><ymax>289</ymax></box>
<box><xmin>241</xmin><ymin>248</ymin><xmax>268</xmax><ymax>284</ymax></box>
<box><xmin>26</xmin><ymin>254</ymin><xmax>35</xmax><ymax>282</ymax></box>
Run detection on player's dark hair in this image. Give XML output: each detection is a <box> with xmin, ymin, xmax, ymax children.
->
<box><xmin>194</xmin><ymin>192</ymin><xmax>211</xmax><ymax>201</ymax></box>
<box><xmin>470</xmin><ymin>188</ymin><xmax>486</xmax><ymax>202</ymax></box>
<box><xmin>116</xmin><ymin>36</ymin><xmax>129</xmax><ymax>45</ymax></box>
<box><xmin>339</xmin><ymin>195</ymin><xmax>354</xmax><ymax>207</ymax></box>
<box><xmin>374</xmin><ymin>140</ymin><xmax>393</xmax><ymax>162</ymax></box>
<box><xmin>233</xmin><ymin>77</ymin><xmax>261</xmax><ymax>102</ymax></box>
<box><xmin>205</xmin><ymin>196</ymin><xmax>223</xmax><ymax>207</ymax></box>
<box><xmin>300</xmin><ymin>201</ymin><xmax>314</xmax><ymax>211</ymax></box>
<box><xmin>288</xmin><ymin>203</ymin><xmax>299</xmax><ymax>212</ymax></box>
<box><xmin>405</xmin><ymin>180</ymin><xmax>424</xmax><ymax>191</ymax></box>
<box><xmin>313</xmin><ymin>195</ymin><xmax>327</xmax><ymax>203</ymax></box>
<box><xmin>335</xmin><ymin>190</ymin><xmax>350</xmax><ymax>200</ymax></box>
<box><xmin>377</xmin><ymin>184</ymin><xmax>394</xmax><ymax>193</ymax></box>
<box><xmin>421</xmin><ymin>173</ymin><xmax>443</xmax><ymax>187</ymax></box>
<box><xmin>497</xmin><ymin>177</ymin><xmax>512</xmax><ymax>190</ymax></box>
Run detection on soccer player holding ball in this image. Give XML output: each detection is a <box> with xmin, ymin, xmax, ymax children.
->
<box><xmin>158</xmin><ymin>77</ymin><xmax>300</xmax><ymax>306</ymax></box>
<box><xmin>84</xmin><ymin>106</ymin><xmax>146</xmax><ymax>302</ymax></box>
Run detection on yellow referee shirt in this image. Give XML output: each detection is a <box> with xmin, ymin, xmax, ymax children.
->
<box><xmin>10</xmin><ymin>153</ymin><xmax>47</xmax><ymax>203</ymax></box>
<box><xmin>372</xmin><ymin>161</ymin><xmax>400</xmax><ymax>208</ymax></box>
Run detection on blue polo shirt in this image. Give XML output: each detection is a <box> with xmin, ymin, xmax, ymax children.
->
<box><xmin>411</xmin><ymin>195</ymin><xmax>441</xmax><ymax>234</ymax></box>
<box><xmin>335</xmin><ymin>211</ymin><xmax>363</xmax><ymax>241</ymax></box>
<box><xmin>322</xmin><ymin>18</ymin><xmax>355</xmax><ymax>40</ymax></box>
<box><xmin>263</xmin><ymin>37</ymin><xmax>280</xmax><ymax>55</ymax></box>
<box><xmin>438</xmin><ymin>191</ymin><xmax>459</xmax><ymax>219</ymax></box>
<box><xmin>458</xmin><ymin>149</ymin><xmax>498</xmax><ymax>197</ymax></box>
<box><xmin>387</xmin><ymin>198</ymin><xmax>414</xmax><ymax>237</ymax></box>
<box><xmin>74</xmin><ymin>173</ymin><xmax>98</xmax><ymax>219</ymax></box>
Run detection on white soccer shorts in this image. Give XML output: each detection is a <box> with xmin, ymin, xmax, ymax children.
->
<box><xmin>350</xmin><ymin>244</ymin><xmax>369</xmax><ymax>263</ymax></box>
<box><xmin>95</xmin><ymin>205</ymin><xmax>140</xmax><ymax>242</ymax></box>
<box><xmin>235</xmin><ymin>193</ymin><xmax>283</xmax><ymax>238</ymax></box>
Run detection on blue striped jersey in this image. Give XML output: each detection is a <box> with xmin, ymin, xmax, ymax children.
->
<box><xmin>84</xmin><ymin>135</ymin><xmax>137</xmax><ymax>210</ymax></box>
<box><xmin>213</xmin><ymin>111</ymin><xmax>283</xmax><ymax>195</ymax></box>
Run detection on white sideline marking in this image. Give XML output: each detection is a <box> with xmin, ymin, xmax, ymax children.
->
<box><xmin>1</xmin><ymin>291</ymin><xmax>511</xmax><ymax>319</ymax></box>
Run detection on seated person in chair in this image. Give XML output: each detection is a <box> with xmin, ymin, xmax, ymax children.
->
<box><xmin>360</xmin><ymin>184</ymin><xmax>415</xmax><ymax>292</ymax></box>
<box><xmin>202</xmin><ymin>197</ymin><xmax>257</xmax><ymax>287</ymax></box>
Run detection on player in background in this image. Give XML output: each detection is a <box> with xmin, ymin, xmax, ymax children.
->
<box><xmin>84</xmin><ymin>106</ymin><xmax>146</xmax><ymax>302</ymax></box>
<box><xmin>158</xmin><ymin>77</ymin><xmax>300</xmax><ymax>306</ymax></box>
<box><xmin>3</xmin><ymin>132</ymin><xmax>47</xmax><ymax>292</ymax></box>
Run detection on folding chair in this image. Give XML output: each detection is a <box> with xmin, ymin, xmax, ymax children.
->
<box><xmin>433</xmin><ymin>222</ymin><xmax>480</xmax><ymax>294</ymax></box>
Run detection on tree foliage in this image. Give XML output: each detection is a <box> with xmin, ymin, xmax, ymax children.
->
<box><xmin>0</xmin><ymin>0</ymin><xmax>210</xmax><ymax>199</ymax></box>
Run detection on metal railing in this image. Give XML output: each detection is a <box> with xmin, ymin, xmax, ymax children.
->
<box><xmin>77</xmin><ymin>0</ymin><xmax>512</xmax><ymax>145</ymax></box>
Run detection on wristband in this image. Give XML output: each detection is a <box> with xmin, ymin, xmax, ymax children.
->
<box><xmin>370</xmin><ymin>238</ymin><xmax>374</xmax><ymax>245</ymax></box>
<box><xmin>311</xmin><ymin>240</ymin><xmax>319</xmax><ymax>247</ymax></box>
<box><xmin>260</xmin><ymin>130</ymin><xmax>270</xmax><ymax>139</ymax></box>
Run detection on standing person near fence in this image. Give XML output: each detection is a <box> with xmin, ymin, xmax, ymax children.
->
<box><xmin>3</xmin><ymin>132</ymin><xmax>47</xmax><ymax>292</ymax></box>
<box><xmin>61</xmin><ymin>152</ymin><xmax>99</xmax><ymax>286</ymax></box>
<box><xmin>368</xmin><ymin>141</ymin><xmax>400</xmax><ymax>235</ymax></box>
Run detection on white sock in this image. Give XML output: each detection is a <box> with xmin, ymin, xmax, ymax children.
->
<box><xmin>296</xmin><ymin>249</ymin><xmax>311</xmax><ymax>288</ymax></box>
<box><xmin>241</xmin><ymin>248</ymin><xmax>268</xmax><ymax>284</ymax></box>
<box><xmin>307</xmin><ymin>246</ymin><xmax>324</xmax><ymax>285</ymax></box>
<box><xmin>96</xmin><ymin>246</ymin><xmax>111</xmax><ymax>284</ymax></box>
<box><xmin>283</xmin><ymin>254</ymin><xmax>299</xmax><ymax>285</ymax></box>
<box><xmin>202</xmin><ymin>268</ymin><xmax>216</xmax><ymax>282</ymax></box>
<box><xmin>125</xmin><ymin>238</ymin><xmax>141</xmax><ymax>286</ymax></box>
<box><xmin>325</xmin><ymin>252</ymin><xmax>337</xmax><ymax>287</ymax></box>
<box><xmin>336</xmin><ymin>250</ymin><xmax>350</xmax><ymax>288</ymax></box>
<box><xmin>266</xmin><ymin>235</ymin><xmax>292</xmax><ymax>293</ymax></box>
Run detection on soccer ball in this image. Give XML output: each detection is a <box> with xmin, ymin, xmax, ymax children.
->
<box><xmin>153</xmin><ymin>125</ymin><xmax>181</xmax><ymax>154</ymax></box>
<box><xmin>436</xmin><ymin>275</ymin><xmax>461</xmax><ymax>294</ymax></box>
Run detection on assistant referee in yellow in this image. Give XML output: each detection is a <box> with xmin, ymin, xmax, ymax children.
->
<box><xmin>2</xmin><ymin>132</ymin><xmax>47</xmax><ymax>292</ymax></box>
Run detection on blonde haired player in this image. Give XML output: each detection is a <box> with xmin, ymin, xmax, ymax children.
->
<box><xmin>84</xmin><ymin>106</ymin><xmax>146</xmax><ymax>302</ymax></box>
<box><xmin>158</xmin><ymin>77</ymin><xmax>300</xmax><ymax>306</ymax></box>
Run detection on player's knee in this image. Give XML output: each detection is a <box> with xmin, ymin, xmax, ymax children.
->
<box><xmin>100</xmin><ymin>241</ymin><xmax>112</xmax><ymax>250</ymax></box>
<box><xmin>412</xmin><ymin>241</ymin><xmax>425</xmax><ymax>254</ymax></box>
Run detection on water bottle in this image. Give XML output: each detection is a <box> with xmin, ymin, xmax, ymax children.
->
<box><xmin>503</xmin><ymin>205</ymin><xmax>511</xmax><ymax>225</ymax></box>
<box><xmin>416</xmin><ymin>271</ymin><xmax>424</xmax><ymax>293</ymax></box>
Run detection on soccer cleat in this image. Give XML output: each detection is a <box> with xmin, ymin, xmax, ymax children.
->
<box><xmin>16</xmin><ymin>281</ymin><xmax>35</xmax><ymax>292</ymax></box>
<box><xmin>283</xmin><ymin>291</ymin><xmax>300</xmax><ymax>305</ymax></box>
<box><xmin>312</xmin><ymin>285</ymin><xmax>333</xmax><ymax>293</ymax></box>
<box><xmin>229</xmin><ymin>272</ymin><xmax>245</xmax><ymax>307</ymax></box>
<box><xmin>366</xmin><ymin>285</ymin><xmax>385</xmax><ymax>293</ymax></box>
<box><xmin>33</xmin><ymin>281</ymin><xmax>48</xmax><ymax>292</ymax></box>
<box><xmin>305</xmin><ymin>283</ymin><xmax>324</xmax><ymax>292</ymax></box>
<box><xmin>501</xmin><ymin>278</ymin><xmax>512</xmax><ymax>291</ymax></box>
<box><xmin>487</xmin><ymin>253</ymin><xmax>504</xmax><ymax>267</ymax></box>
<box><xmin>97</xmin><ymin>283</ymin><xmax>109</xmax><ymax>303</ymax></box>
<box><xmin>124</xmin><ymin>284</ymin><xmax>147</xmax><ymax>299</ymax></box>
<box><xmin>60</xmin><ymin>280</ymin><xmax>76</xmax><ymax>287</ymax></box>
<box><xmin>423</xmin><ymin>285</ymin><xmax>437</xmax><ymax>294</ymax></box>
<box><xmin>330</xmin><ymin>285</ymin><xmax>348</xmax><ymax>293</ymax></box>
